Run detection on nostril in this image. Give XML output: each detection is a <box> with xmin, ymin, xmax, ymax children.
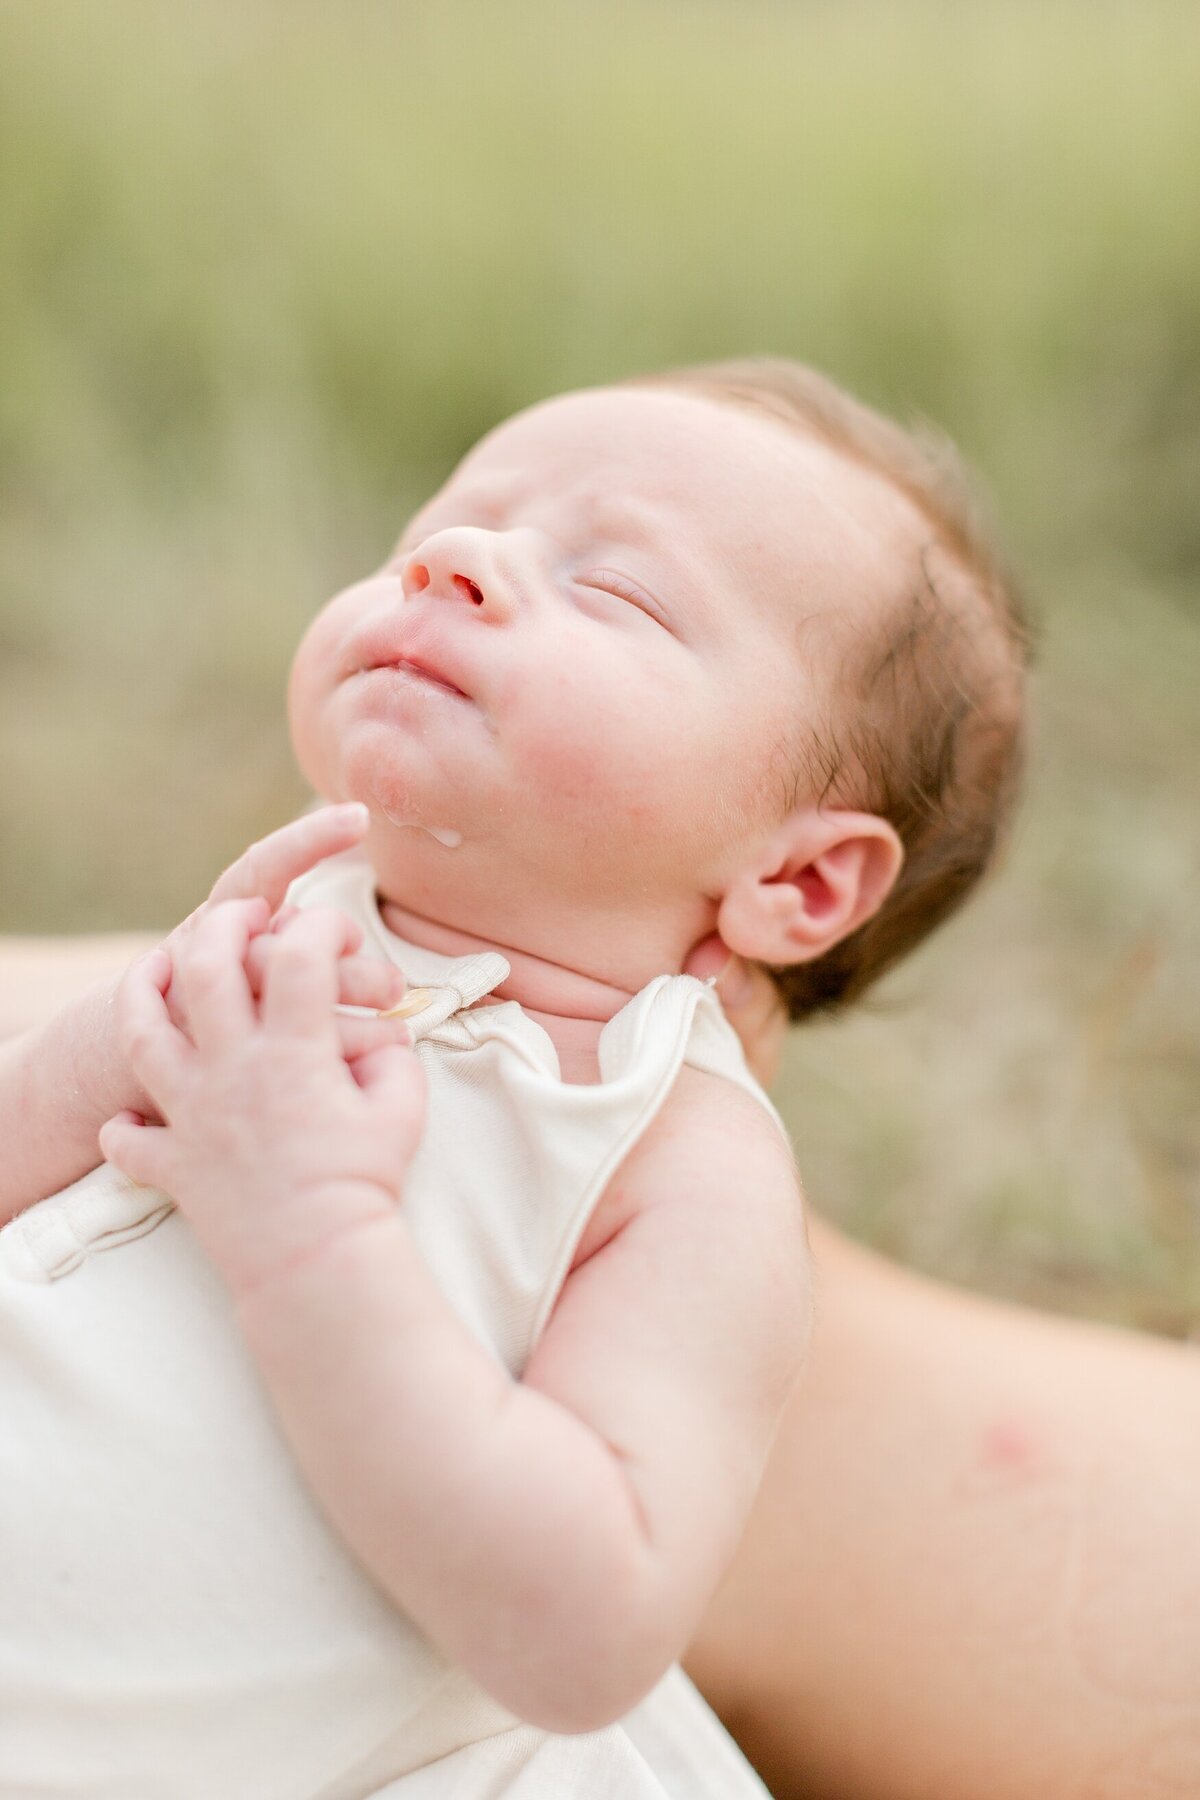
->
<box><xmin>408</xmin><ymin>564</ymin><xmax>431</xmax><ymax>594</ymax></box>
<box><xmin>453</xmin><ymin>575</ymin><xmax>484</xmax><ymax>606</ymax></box>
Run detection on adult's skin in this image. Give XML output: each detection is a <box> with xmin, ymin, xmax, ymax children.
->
<box><xmin>2</xmin><ymin>938</ymin><xmax>1198</xmax><ymax>1800</ymax></box>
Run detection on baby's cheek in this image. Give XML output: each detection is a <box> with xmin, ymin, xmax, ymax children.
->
<box><xmin>510</xmin><ymin>669</ymin><xmax>643</xmax><ymax>785</ymax></box>
<box><xmin>287</xmin><ymin>648</ymin><xmax>331</xmax><ymax>793</ymax></box>
<box><xmin>289</xmin><ymin>591</ymin><xmax>384</xmax><ymax>792</ymax></box>
<box><xmin>512</xmin><ymin>671</ymin><xmax>718</xmax><ymax>839</ymax></box>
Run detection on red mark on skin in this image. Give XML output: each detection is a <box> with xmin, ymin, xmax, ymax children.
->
<box><xmin>979</xmin><ymin>1419</ymin><xmax>1045</xmax><ymax>1477</ymax></box>
<box><xmin>953</xmin><ymin>1415</ymin><xmax>1060</xmax><ymax>1501</ymax></box>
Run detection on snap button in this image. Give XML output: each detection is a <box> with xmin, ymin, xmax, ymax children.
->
<box><xmin>378</xmin><ymin>986</ymin><xmax>436</xmax><ymax>1021</ymax></box>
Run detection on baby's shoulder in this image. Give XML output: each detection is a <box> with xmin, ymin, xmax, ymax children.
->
<box><xmin>571</xmin><ymin>1062</ymin><xmax>805</xmax><ymax>1277</ymax></box>
<box><xmin>637</xmin><ymin>1063</ymin><xmax>804</xmax><ymax>1233</ymax></box>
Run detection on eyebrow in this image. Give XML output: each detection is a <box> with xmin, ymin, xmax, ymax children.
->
<box><xmin>584</xmin><ymin>495</ymin><xmax>661</xmax><ymax>545</ymax></box>
<box><xmin>584</xmin><ymin>496</ymin><xmax>719</xmax><ymax>612</ymax></box>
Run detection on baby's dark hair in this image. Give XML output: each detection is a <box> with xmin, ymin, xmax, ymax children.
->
<box><xmin>629</xmin><ymin>357</ymin><xmax>1032</xmax><ymax>1021</ymax></box>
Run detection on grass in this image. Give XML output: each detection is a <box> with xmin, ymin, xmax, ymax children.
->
<box><xmin>1</xmin><ymin>0</ymin><xmax>1197</xmax><ymax>1330</ymax></box>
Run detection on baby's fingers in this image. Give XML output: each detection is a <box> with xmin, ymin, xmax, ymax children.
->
<box><xmin>260</xmin><ymin>907</ymin><xmax>355</xmax><ymax>1038</ymax></box>
<box><xmin>99</xmin><ymin>1110</ymin><xmax>177</xmax><ymax>1193</ymax></box>
<box><xmin>334</xmin><ymin>955</ymin><xmax>405</xmax><ymax>1012</ymax></box>
<box><xmin>334</xmin><ymin>1013</ymin><xmax>411</xmax><ymax>1063</ymax></box>
<box><xmin>207</xmin><ymin>804</ymin><xmax>369</xmax><ymax>915</ymax></box>
<box><xmin>117</xmin><ymin>948</ymin><xmax>194</xmax><ymax>1111</ymax></box>
<box><xmin>352</xmin><ymin>1042</ymin><xmax>427</xmax><ymax>1163</ymax></box>
<box><xmin>245</xmin><ymin>940</ymin><xmax>403</xmax><ymax>1014</ymax></box>
<box><xmin>176</xmin><ymin>899</ymin><xmax>269</xmax><ymax>1051</ymax></box>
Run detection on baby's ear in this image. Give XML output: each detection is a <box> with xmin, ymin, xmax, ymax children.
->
<box><xmin>716</xmin><ymin>809</ymin><xmax>903</xmax><ymax>969</ymax></box>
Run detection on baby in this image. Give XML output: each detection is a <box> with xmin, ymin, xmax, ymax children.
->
<box><xmin>0</xmin><ymin>360</ymin><xmax>1027</xmax><ymax>1797</ymax></box>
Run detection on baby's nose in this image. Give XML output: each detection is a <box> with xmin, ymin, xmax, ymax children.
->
<box><xmin>401</xmin><ymin>529</ymin><xmax>514</xmax><ymax>621</ymax></box>
<box><xmin>403</xmin><ymin>561</ymin><xmax>483</xmax><ymax>607</ymax></box>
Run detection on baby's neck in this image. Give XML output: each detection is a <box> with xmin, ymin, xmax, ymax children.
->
<box><xmin>378</xmin><ymin>897</ymin><xmax>632</xmax><ymax>1084</ymax></box>
<box><xmin>378</xmin><ymin>897</ymin><xmax>635</xmax><ymax>1020</ymax></box>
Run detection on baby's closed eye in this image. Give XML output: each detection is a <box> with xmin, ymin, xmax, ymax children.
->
<box><xmin>574</xmin><ymin>568</ymin><xmax>674</xmax><ymax>630</ymax></box>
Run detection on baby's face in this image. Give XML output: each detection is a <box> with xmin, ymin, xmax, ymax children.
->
<box><xmin>289</xmin><ymin>387</ymin><xmax>914</xmax><ymax>924</ymax></box>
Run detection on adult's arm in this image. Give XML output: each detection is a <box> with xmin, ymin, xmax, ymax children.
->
<box><xmin>0</xmin><ymin>936</ymin><xmax>159</xmax><ymax>1040</ymax></box>
<box><xmin>686</xmin><ymin>1215</ymin><xmax>1200</xmax><ymax>1800</ymax></box>
<box><xmin>0</xmin><ymin>939</ymin><xmax>155</xmax><ymax>1222</ymax></box>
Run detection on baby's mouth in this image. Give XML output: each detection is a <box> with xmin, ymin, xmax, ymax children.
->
<box><xmin>390</xmin><ymin>656</ymin><xmax>468</xmax><ymax>699</ymax></box>
<box><xmin>364</xmin><ymin>653</ymin><xmax>470</xmax><ymax>701</ymax></box>
<box><xmin>347</xmin><ymin>614</ymin><xmax>475</xmax><ymax>702</ymax></box>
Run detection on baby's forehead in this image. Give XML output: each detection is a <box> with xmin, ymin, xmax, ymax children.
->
<box><xmin>420</xmin><ymin>386</ymin><xmax>922</xmax><ymax>625</ymax></box>
<box><xmin>429</xmin><ymin>464</ymin><xmax>665</xmax><ymax>543</ymax></box>
<box><xmin>438</xmin><ymin>398</ymin><xmax>694</xmax><ymax>520</ymax></box>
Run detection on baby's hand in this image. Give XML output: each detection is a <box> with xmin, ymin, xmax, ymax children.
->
<box><xmin>242</xmin><ymin>907</ymin><xmax>408</xmax><ymax>1065</ymax></box>
<box><xmin>98</xmin><ymin>899</ymin><xmax>425</xmax><ymax>1298</ymax></box>
<box><xmin>160</xmin><ymin>802</ymin><xmax>401</xmax><ymax>1030</ymax></box>
<box><xmin>92</xmin><ymin>803</ymin><xmax>403</xmax><ymax>1121</ymax></box>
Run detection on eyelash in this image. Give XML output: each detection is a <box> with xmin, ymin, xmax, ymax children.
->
<box><xmin>577</xmin><ymin>569</ymin><xmax>667</xmax><ymax>627</ymax></box>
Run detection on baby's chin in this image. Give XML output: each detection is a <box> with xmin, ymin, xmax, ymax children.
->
<box><xmin>288</xmin><ymin>689</ymin><xmax>393</xmax><ymax>815</ymax></box>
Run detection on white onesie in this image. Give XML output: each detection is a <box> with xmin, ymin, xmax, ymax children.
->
<box><xmin>0</xmin><ymin>856</ymin><xmax>787</xmax><ymax>1798</ymax></box>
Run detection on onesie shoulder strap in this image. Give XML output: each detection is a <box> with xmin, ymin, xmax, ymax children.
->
<box><xmin>680</xmin><ymin>982</ymin><xmax>792</xmax><ymax>1147</ymax></box>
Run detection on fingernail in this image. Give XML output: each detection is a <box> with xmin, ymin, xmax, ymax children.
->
<box><xmin>335</xmin><ymin>802</ymin><xmax>369</xmax><ymax>828</ymax></box>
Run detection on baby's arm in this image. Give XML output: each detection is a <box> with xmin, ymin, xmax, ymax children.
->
<box><xmin>0</xmin><ymin>935</ymin><xmax>158</xmax><ymax>1043</ymax></box>
<box><xmin>491</xmin><ymin>1068</ymin><xmax>810</xmax><ymax>1725</ymax></box>
<box><xmin>0</xmin><ymin>804</ymin><xmax>390</xmax><ymax>1226</ymax></box>
<box><xmin>101</xmin><ymin>911</ymin><xmax>810</xmax><ymax>1733</ymax></box>
<box><xmin>256</xmin><ymin>1071</ymin><xmax>809</xmax><ymax>1733</ymax></box>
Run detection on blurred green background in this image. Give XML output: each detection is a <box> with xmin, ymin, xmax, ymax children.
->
<box><xmin>1</xmin><ymin>0</ymin><xmax>1197</xmax><ymax>1331</ymax></box>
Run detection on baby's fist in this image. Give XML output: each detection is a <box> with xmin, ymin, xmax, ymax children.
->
<box><xmin>100</xmin><ymin>902</ymin><xmax>427</xmax><ymax>1298</ymax></box>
